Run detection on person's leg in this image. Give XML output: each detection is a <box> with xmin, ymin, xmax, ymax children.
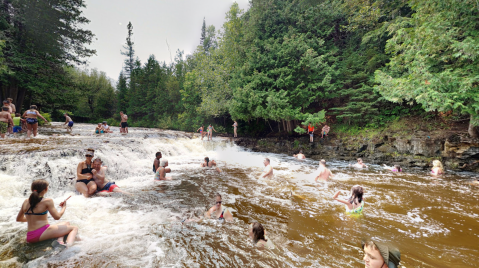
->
<box><xmin>32</xmin><ymin>123</ymin><xmax>38</xmax><ymax>137</ymax></box>
<box><xmin>39</xmin><ymin>223</ymin><xmax>78</xmax><ymax>247</ymax></box>
<box><xmin>87</xmin><ymin>181</ymin><xmax>97</xmax><ymax>196</ymax></box>
<box><xmin>112</xmin><ymin>187</ymin><xmax>132</xmax><ymax>196</ymax></box>
<box><xmin>75</xmin><ymin>182</ymin><xmax>90</xmax><ymax>197</ymax></box>
<box><xmin>125</xmin><ymin>126</ymin><xmax>128</xmax><ymax>133</ymax></box>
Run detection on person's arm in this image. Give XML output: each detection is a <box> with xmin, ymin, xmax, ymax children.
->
<box><xmin>224</xmin><ymin>210</ymin><xmax>233</xmax><ymax>222</ymax></box>
<box><xmin>22</xmin><ymin>111</ymin><xmax>27</xmax><ymax>118</ymax></box>
<box><xmin>154</xmin><ymin>159</ymin><xmax>159</xmax><ymax>171</ymax></box>
<box><xmin>262</xmin><ymin>166</ymin><xmax>273</xmax><ymax>178</ymax></box>
<box><xmin>329</xmin><ymin>170</ymin><xmax>333</xmax><ymax>178</ymax></box>
<box><xmin>165</xmin><ymin>168</ymin><xmax>171</xmax><ymax>173</ymax></box>
<box><xmin>204</xmin><ymin>207</ymin><xmax>213</xmax><ymax>218</ymax></box>
<box><xmin>36</xmin><ymin>111</ymin><xmax>47</xmax><ymax>122</ymax></box>
<box><xmin>16</xmin><ymin>201</ymin><xmax>27</xmax><ymax>222</ymax></box>
<box><xmin>332</xmin><ymin>191</ymin><xmax>352</xmax><ymax>209</ymax></box>
<box><xmin>212</xmin><ymin>127</ymin><xmax>216</xmax><ymax>132</ymax></box>
<box><xmin>77</xmin><ymin>162</ymin><xmax>92</xmax><ymax>180</ymax></box>
<box><xmin>92</xmin><ymin>167</ymin><xmax>106</xmax><ymax>181</ymax></box>
<box><xmin>8</xmin><ymin>114</ymin><xmax>13</xmax><ymax>125</ymax></box>
<box><xmin>46</xmin><ymin>198</ymin><xmax>66</xmax><ymax>220</ymax></box>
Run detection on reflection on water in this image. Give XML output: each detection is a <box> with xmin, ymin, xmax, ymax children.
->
<box><xmin>0</xmin><ymin>123</ymin><xmax>478</xmax><ymax>267</ymax></box>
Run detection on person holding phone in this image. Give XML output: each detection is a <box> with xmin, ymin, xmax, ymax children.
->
<box><xmin>16</xmin><ymin>180</ymin><xmax>78</xmax><ymax>248</ymax></box>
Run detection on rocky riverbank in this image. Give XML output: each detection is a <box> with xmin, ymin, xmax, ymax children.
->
<box><xmin>233</xmin><ymin>132</ymin><xmax>479</xmax><ymax>173</ymax></box>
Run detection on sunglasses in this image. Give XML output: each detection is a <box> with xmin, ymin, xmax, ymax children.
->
<box><xmin>86</xmin><ymin>155</ymin><xmax>93</xmax><ymax>157</ymax></box>
<box><xmin>216</xmin><ymin>201</ymin><xmax>222</xmax><ymax>204</ymax></box>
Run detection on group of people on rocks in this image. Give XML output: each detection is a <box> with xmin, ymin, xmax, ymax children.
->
<box><xmin>0</xmin><ymin>98</ymin><xmax>49</xmax><ymax>138</ymax></box>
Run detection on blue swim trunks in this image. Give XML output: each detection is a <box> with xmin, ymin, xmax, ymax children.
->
<box><xmin>68</xmin><ymin>121</ymin><xmax>74</xmax><ymax>127</ymax></box>
<box><xmin>13</xmin><ymin>126</ymin><xmax>22</xmax><ymax>133</ymax></box>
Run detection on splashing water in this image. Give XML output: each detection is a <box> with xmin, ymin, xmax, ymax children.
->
<box><xmin>0</xmin><ymin>123</ymin><xmax>478</xmax><ymax>267</ymax></box>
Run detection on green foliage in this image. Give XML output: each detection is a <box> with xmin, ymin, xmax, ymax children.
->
<box><xmin>38</xmin><ymin>113</ymin><xmax>52</xmax><ymax>126</ymax></box>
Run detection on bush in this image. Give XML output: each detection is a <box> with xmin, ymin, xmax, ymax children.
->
<box><xmin>39</xmin><ymin>113</ymin><xmax>52</xmax><ymax>126</ymax></box>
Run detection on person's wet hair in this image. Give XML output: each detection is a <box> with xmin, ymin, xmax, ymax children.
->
<box><xmin>156</xmin><ymin>152</ymin><xmax>162</xmax><ymax>157</ymax></box>
<box><xmin>15</xmin><ymin>113</ymin><xmax>20</xmax><ymax>117</ymax></box>
<box><xmin>349</xmin><ymin>185</ymin><xmax>363</xmax><ymax>205</ymax></box>
<box><xmin>160</xmin><ymin>159</ymin><xmax>168</xmax><ymax>167</ymax></box>
<box><xmin>205</xmin><ymin>157</ymin><xmax>209</xmax><ymax>165</ymax></box>
<box><xmin>2</xmin><ymin>100</ymin><xmax>8</xmax><ymax>104</ymax></box>
<box><xmin>93</xmin><ymin>158</ymin><xmax>102</xmax><ymax>164</ymax></box>
<box><xmin>252</xmin><ymin>222</ymin><xmax>267</xmax><ymax>244</ymax></box>
<box><xmin>357</xmin><ymin>158</ymin><xmax>362</xmax><ymax>162</ymax></box>
<box><xmin>216</xmin><ymin>193</ymin><xmax>222</xmax><ymax>199</ymax></box>
<box><xmin>264</xmin><ymin>158</ymin><xmax>270</xmax><ymax>163</ymax></box>
<box><xmin>29</xmin><ymin>180</ymin><xmax>49</xmax><ymax>213</ymax></box>
<box><xmin>299</xmin><ymin>150</ymin><xmax>303</xmax><ymax>154</ymax></box>
<box><xmin>320</xmin><ymin>159</ymin><xmax>326</xmax><ymax>165</ymax></box>
<box><xmin>394</xmin><ymin>165</ymin><xmax>402</xmax><ymax>171</ymax></box>
<box><xmin>30</xmin><ymin>105</ymin><xmax>37</xmax><ymax>110</ymax></box>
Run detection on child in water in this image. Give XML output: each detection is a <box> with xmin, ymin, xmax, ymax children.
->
<box><xmin>332</xmin><ymin>185</ymin><xmax>364</xmax><ymax>214</ymax></box>
<box><xmin>431</xmin><ymin>160</ymin><xmax>444</xmax><ymax>175</ymax></box>
<box><xmin>248</xmin><ymin>222</ymin><xmax>275</xmax><ymax>249</ymax></box>
<box><xmin>383</xmin><ymin>164</ymin><xmax>402</xmax><ymax>172</ymax></box>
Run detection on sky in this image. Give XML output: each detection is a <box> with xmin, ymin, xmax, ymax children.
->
<box><xmin>82</xmin><ymin>0</ymin><xmax>250</xmax><ymax>81</ymax></box>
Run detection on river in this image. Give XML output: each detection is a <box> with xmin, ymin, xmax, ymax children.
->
<box><xmin>0</xmin><ymin>123</ymin><xmax>478</xmax><ymax>267</ymax></box>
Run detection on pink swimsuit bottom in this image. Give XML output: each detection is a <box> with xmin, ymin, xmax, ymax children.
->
<box><xmin>26</xmin><ymin>224</ymin><xmax>50</xmax><ymax>243</ymax></box>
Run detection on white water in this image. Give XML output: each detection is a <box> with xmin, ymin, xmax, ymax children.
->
<box><xmin>1</xmin><ymin>123</ymin><xmax>478</xmax><ymax>267</ymax></box>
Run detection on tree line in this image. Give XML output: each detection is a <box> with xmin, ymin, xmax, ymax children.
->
<box><xmin>1</xmin><ymin>0</ymin><xmax>477</xmax><ymax>137</ymax></box>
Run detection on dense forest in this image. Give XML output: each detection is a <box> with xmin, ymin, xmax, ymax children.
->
<box><xmin>1</xmin><ymin>0</ymin><xmax>478</xmax><ymax>137</ymax></box>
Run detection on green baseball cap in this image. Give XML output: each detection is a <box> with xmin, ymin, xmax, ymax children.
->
<box><xmin>362</xmin><ymin>240</ymin><xmax>401</xmax><ymax>268</ymax></box>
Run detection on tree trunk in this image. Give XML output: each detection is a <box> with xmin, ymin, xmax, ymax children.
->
<box><xmin>468</xmin><ymin>114</ymin><xmax>478</xmax><ymax>138</ymax></box>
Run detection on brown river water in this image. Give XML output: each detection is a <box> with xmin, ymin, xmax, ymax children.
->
<box><xmin>0</xmin><ymin>123</ymin><xmax>478</xmax><ymax>267</ymax></box>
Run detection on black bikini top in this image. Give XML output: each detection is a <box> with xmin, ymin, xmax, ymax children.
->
<box><xmin>81</xmin><ymin>164</ymin><xmax>92</xmax><ymax>174</ymax></box>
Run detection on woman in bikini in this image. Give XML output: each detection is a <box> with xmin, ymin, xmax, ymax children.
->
<box><xmin>16</xmin><ymin>180</ymin><xmax>78</xmax><ymax>248</ymax></box>
<box><xmin>332</xmin><ymin>185</ymin><xmax>364</xmax><ymax>215</ymax></box>
<box><xmin>205</xmin><ymin>193</ymin><xmax>233</xmax><ymax>222</ymax></box>
<box><xmin>207</xmin><ymin>124</ymin><xmax>216</xmax><ymax>141</ymax></box>
<box><xmin>197</xmin><ymin>125</ymin><xmax>205</xmax><ymax>140</ymax></box>
<box><xmin>232</xmin><ymin>121</ymin><xmax>238</xmax><ymax>138</ymax></box>
<box><xmin>22</xmin><ymin>105</ymin><xmax>48</xmax><ymax>138</ymax></box>
<box><xmin>76</xmin><ymin>148</ymin><xmax>98</xmax><ymax>197</ymax></box>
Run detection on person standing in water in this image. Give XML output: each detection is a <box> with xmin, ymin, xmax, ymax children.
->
<box><xmin>7</xmin><ymin>98</ymin><xmax>16</xmax><ymax>114</ymax></box>
<box><xmin>22</xmin><ymin>105</ymin><xmax>48</xmax><ymax>138</ymax></box>
<box><xmin>153</xmin><ymin>152</ymin><xmax>162</xmax><ymax>173</ymax></box>
<box><xmin>75</xmin><ymin>149</ymin><xmax>97</xmax><ymax>197</ymax></box>
<box><xmin>315</xmin><ymin>159</ymin><xmax>333</xmax><ymax>182</ymax></box>
<box><xmin>0</xmin><ymin>106</ymin><xmax>13</xmax><ymax>139</ymax></box>
<box><xmin>248</xmin><ymin>222</ymin><xmax>275</xmax><ymax>249</ymax></box>
<box><xmin>64</xmin><ymin>113</ymin><xmax>74</xmax><ymax>132</ymax></box>
<box><xmin>307</xmin><ymin>123</ymin><xmax>314</xmax><ymax>142</ymax></box>
<box><xmin>16</xmin><ymin>180</ymin><xmax>79</xmax><ymax>248</ymax></box>
<box><xmin>321</xmin><ymin>124</ymin><xmax>330</xmax><ymax>138</ymax></box>
<box><xmin>120</xmin><ymin>111</ymin><xmax>128</xmax><ymax>134</ymax></box>
<box><xmin>293</xmin><ymin>150</ymin><xmax>306</xmax><ymax>159</ymax></box>
<box><xmin>200</xmin><ymin>157</ymin><xmax>221</xmax><ymax>173</ymax></box>
<box><xmin>205</xmin><ymin>193</ymin><xmax>233</xmax><ymax>222</ymax></box>
<box><xmin>197</xmin><ymin>125</ymin><xmax>205</xmax><ymax>140</ymax></box>
<box><xmin>12</xmin><ymin>113</ymin><xmax>24</xmax><ymax>137</ymax></box>
<box><xmin>431</xmin><ymin>160</ymin><xmax>444</xmax><ymax>175</ymax></box>
<box><xmin>207</xmin><ymin>124</ymin><xmax>216</xmax><ymax>141</ymax></box>
<box><xmin>333</xmin><ymin>185</ymin><xmax>364</xmax><ymax>214</ymax></box>
<box><xmin>362</xmin><ymin>240</ymin><xmax>401</xmax><ymax>268</ymax></box>
<box><xmin>232</xmin><ymin>121</ymin><xmax>238</xmax><ymax>138</ymax></box>
<box><xmin>92</xmin><ymin>158</ymin><xmax>130</xmax><ymax>196</ymax></box>
<box><xmin>351</xmin><ymin>158</ymin><xmax>368</xmax><ymax>168</ymax></box>
<box><xmin>261</xmin><ymin>158</ymin><xmax>274</xmax><ymax>179</ymax></box>
<box><xmin>155</xmin><ymin>159</ymin><xmax>172</xmax><ymax>180</ymax></box>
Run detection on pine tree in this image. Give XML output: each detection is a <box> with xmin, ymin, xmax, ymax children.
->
<box><xmin>121</xmin><ymin>22</ymin><xmax>136</xmax><ymax>80</ymax></box>
<box><xmin>116</xmin><ymin>72</ymin><xmax>129</xmax><ymax>113</ymax></box>
<box><xmin>200</xmin><ymin>18</ymin><xmax>206</xmax><ymax>46</ymax></box>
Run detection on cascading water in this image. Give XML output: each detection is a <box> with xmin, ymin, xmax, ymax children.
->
<box><xmin>0</xmin><ymin>123</ymin><xmax>478</xmax><ymax>267</ymax></box>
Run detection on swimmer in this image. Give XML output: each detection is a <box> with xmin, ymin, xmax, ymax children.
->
<box><xmin>102</xmin><ymin>121</ymin><xmax>113</xmax><ymax>133</ymax></box>
<box><xmin>351</xmin><ymin>158</ymin><xmax>368</xmax><ymax>168</ymax></box>
<box><xmin>75</xmin><ymin>148</ymin><xmax>97</xmax><ymax>197</ymax></box>
<box><xmin>200</xmin><ymin>157</ymin><xmax>221</xmax><ymax>173</ymax></box>
<box><xmin>248</xmin><ymin>222</ymin><xmax>275</xmax><ymax>249</ymax></box>
<box><xmin>315</xmin><ymin>159</ymin><xmax>333</xmax><ymax>182</ymax></box>
<box><xmin>155</xmin><ymin>159</ymin><xmax>172</xmax><ymax>180</ymax></box>
<box><xmin>153</xmin><ymin>152</ymin><xmax>162</xmax><ymax>173</ymax></box>
<box><xmin>16</xmin><ymin>180</ymin><xmax>79</xmax><ymax>248</ymax></box>
<box><xmin>332</xmin><ymin>185</ymin><xmax>364</xmax><ymax>214</ymax></box>
<box><xmin>64</xmin><ymin>113</ymin><xmax>74</xmax><ymax>132</ymax></box>
<box><xmin>232</xmin><ymin>121</ymin><xmax>238</xmax><ymax>138</ymax></box>
<box><xmin>261</xmin><ymin>158</ymin><xmax>274</xmax><ymax>179</ymax></box>
<box><xmin>22</xmin><ymin>105</ymin><xmax>48</xmax><ymax>138</ymax></box>
<box><xmin>94</xmin><ymin>123</ymin><xmax>104</xmax><ymax>134</ymax></box>
<box><xmin>362</xmin><ymin>240</ymin><xmax>401</xmax><ymax>268</ymax></box>
<box><xmin>207</xmin><ymin>124</ymin><xmax>216</xmax><ymax>141</ymax></box>
<box><xmin>293</xmin><ymin>150</ymin><xmax>306</xmax><ymax>159</ymax></box>
<box><xmin>383</xmin><ymin>164</ymin><xmax>402</xmax><ymax>172</ymax></box>
<box><xmin>431</xmin><ymin>160</ymin><xmax>444</xmax><ymax>175</ymax></box>
<box><xmin>205</xmin><ymin>193</ymin><xmax>233</xmax><ymax>222</ymax></box>
<box><xmin>120</xmin><ymin>111</ymin><xmax>128</xmax><ymax>133</ymax></box>
<box><xmin>92</xmin><ymin>158</ymin><xmax>131</xmax><ymax>196</ymax></box>
<box><xmin>0</xmin><ymin>106</ymin><xmax>13</xmax><ymax>139</ymax></box>
<box><xmin>197</xmin><ymin>125</ymin><xmax>205</xmax><ymax>140</ymax></box>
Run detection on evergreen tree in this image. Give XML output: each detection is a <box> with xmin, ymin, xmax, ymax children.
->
<box><xmin>121</xmin><ymin>22</ymin><xmax>136</xmax><ymax>80</ymax></box>
<box><xmin>200</xmin><ymin>18</ymin><xmax>206</xmax><ymax>46</ymax></box>
<box><xmin>116</xmin><ymin>72</ymin><xmax>129</xmax><ymax>113</ymax></box>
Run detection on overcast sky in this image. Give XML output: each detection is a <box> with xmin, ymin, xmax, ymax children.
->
<box><xmin>82</xmin><ymin>0</ymin><xmax>250</xmax><ymax>81</ymax></box>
